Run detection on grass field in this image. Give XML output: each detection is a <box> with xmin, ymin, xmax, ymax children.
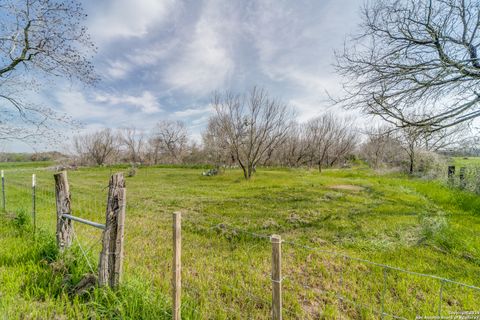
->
<box><xmin>0</xmin><ymin>162</ymin><xmax>480</xmax><ymax>319</ymax></box>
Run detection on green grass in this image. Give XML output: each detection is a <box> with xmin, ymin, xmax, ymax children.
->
<box><xmin>0</xmin><ymin>164</ymin><xmax>479</xmax><ymax>318</ymax></box>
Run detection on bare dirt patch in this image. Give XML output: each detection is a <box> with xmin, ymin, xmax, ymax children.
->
<box><xmin>328</xmin><ymin>184</ymin><xmax>364</xmax><ymax>192</ymax></box>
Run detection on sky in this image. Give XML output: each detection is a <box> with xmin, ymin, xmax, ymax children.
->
<box><xmin>7</xmin><ymin>0</ymin><xmax>365</xmax><ymax>152</ymax></box>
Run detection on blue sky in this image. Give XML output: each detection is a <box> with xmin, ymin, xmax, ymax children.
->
<box><xmin>9</xmin><ymin>0</ymin><xmax>364</xmax><ymax>152</ymax></box>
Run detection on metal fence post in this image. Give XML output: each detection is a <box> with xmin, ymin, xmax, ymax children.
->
<box><xmin>32</xmin><ymin>174</ymin><xmax>36</xmax><ymax>238</ymax></box>
<box><xmin>271</xmin><ymin>234</ymin><xmax>282</xmax><ymax>320</ymax></box>
<box><xmin>459</xmin><ymin>167</ymin><xmax>466</xmax><ymax>189</ymax></box>
<box><xmin>447</xmin><ymin>165</ymin><xmax>455</xmax><ymax>187</ymax></box>
<box><xmin>1</xmin><ymin>170</ymin><xmax>5</xmax><ymax>211</ymax></box>
<box><xmin>173</xmin><ymin>212</ymin><xmax>182</xmax><ymax>320</ymax></box>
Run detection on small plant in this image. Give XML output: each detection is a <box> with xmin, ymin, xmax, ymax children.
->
<box><xmin>13</xmin><ymin>208</ymin><xmax>30</xmax><ymax>229</ymax></box>
<box><xmin>127</xmin><ymin>164</ymin><xmax>138</xmax><ymax>177</ymax></box>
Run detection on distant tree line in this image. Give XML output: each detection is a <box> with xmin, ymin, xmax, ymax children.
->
<box><xmin>71</xmin><ymin>88</ymin><xmax>359</xmax><ymax>179</ymax></box>
<box><xmin>70</xmin><ymin>87</ymin><xmax>470</xmax><ymax>179</ymax></box>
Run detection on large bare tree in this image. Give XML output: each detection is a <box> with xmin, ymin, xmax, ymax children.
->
<box><xmin>209</xmin><ymin>87</ymin><xmax>292</xmax><ymax>179</ymax></box>
<box><xmin>118</xmin><ymin>127</ymin><xmax>145</xmax><ymax>163</ymax></box>
<box><xmin>73</xmin><ymin>129</ymin><xmax>118</xmax><ymax>165</ymax></box>
<box><xmin>336</xmin><ymin>0</ymin><xmax>480</xmax><ymax>131</ymax></box>
<box><xmin>305</xmin><ymin>113</ymin><xmax>358</xmax><ymax>172</ymax></box>
<box><xmin>0</xmin><ymin>0</ymin><xmax>96</xmax><ymax>142</ymax></box>
<box><xmin>148</xmin><ymin>120</ymin><xmax>188</xmax><ymax>164</ymax></box>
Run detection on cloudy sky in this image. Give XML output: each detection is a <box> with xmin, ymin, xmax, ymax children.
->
<box><xmin>10</xmin><ymin>0</ymin><xmax>365</xmax><ymax>152</ymax></box>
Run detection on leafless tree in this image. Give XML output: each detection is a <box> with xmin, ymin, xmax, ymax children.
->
<box><xmin>305</xmin><ymin>113</ymin><xmax>358</xmax><ymax>172</ymax></box>
<box><xmin>118</xmin><ymin>127</ymin><xmax>145</xmax><ymax>164</ymax></box>
<box><xmin>273</xmin><ymin>123</ymin><xmax>310</xmax><ymax>167</ymax></box>
<box><xmin>209</xmin><ymin>87</ymin><xmax>293</xmax><ymax>179</ymax></box>
<box><xmin>202</xmin><ymin>118</ymin><xmax>235</xmax><ymax>167</ymax></box>
<box><xmin>0</xmin><ymin>0</ymin><xmax>96</xmax><ymax>142</ymax></box>
<box><xmin>360</xmin><ymin>126</ymin><xmax>404</xmax><ymax>168</ymax></box>
<box><xmin>148</xmin><ymin>120</ymin><xmax>188</xmax><ymax>164</ymax></box>
<box><xmin>397</xmin><ymin>125</ymin><xmax>468</xmax><ymax>173</ymax></box>
<box><xmin>336</xmin><ymin>0</ymin><xmax>480</xmax><ymax>131</ymax></box>
<box><xmin>73</xmin><ymin>129</ymin><xmax>118</xmax><ymax>165</ymax></box>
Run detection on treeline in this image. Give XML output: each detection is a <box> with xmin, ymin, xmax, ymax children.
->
<box><xmin>0</xmin><ymin>151</ymin><xmax>65</xmax><ymax>163</ymax></box>
<box><xmin>71</xmin><ymin>88</ymin><xmax>469</xmax><ymax>179</ymax></box>
<box><xmin>71</xmin><ymin>88</ymin><xmax>358</xmax><ymax>179</ymax></box>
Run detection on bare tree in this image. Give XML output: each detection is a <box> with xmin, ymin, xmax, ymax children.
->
<box><xmin>73</xmin><ymin>129</ymin><xmax>118</xmax><ymax>165</ymax></box>
<box><xmin>202</xmin><ymin>118</ymin><xmax>235</xmax><ymax>167</ymax></box>
<box><xmin>118</xmin><ymin>127</ymin><xmax>145</xmax><ymax>164</ymax></box>
<box><xmin>305</xmin><ymin>113</ymin><xmax>358</xmax><ymax>172</ymax></box>
<box><xmin>0</xmin><ymin>0</ymin><xmax>96</xmax><ymax>142</ymax></box>
<box><xmin>148</xmin><ymin>120</ymin><xmax>188</xmax><ymax>164</ymax></box>
<box><xmin>336</xmin><ymin>0</ymin><xmax>480</xmax><ymax>131</ymax></box>
<box><xmin>209</xmin><ymin>87</ymin><xmax>293</xmax><ymax>179</ymax></box>
<box><xmin>274</xmin><ymin>123</ymin><xmax>310</xmax><ymax>167</ymax></box>
<box><xmin>360</xmin><ymin>126</ymin><xmax>404</xmax><ymax>168</ymax></box>
<box><xmin>397</xmin><ymin>125</ymin><xmax>468</xmax><ymax>173</ymax></box>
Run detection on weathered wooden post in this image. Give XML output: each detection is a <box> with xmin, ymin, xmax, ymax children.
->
<box><xmin>173</xmin><ymin>212</ymin><xmax>182</xmax><ymax>320</ymax></box>
<box><xmin>447</xmin><ymin>165</ymin><xmax>455</xmax><ymax>187</ymax></box>
<box><xmin>1</xmin><ymin>170</ymin><xmax>5</xmax><ymax>211</ymax></box>
<box><xmin>54</xmin><ymin>171</ymin><xmax>73</xmax><ymax>251</ymax></box>
<box><xmin>98</xmin><ymin>173</ymin><xmax>126</xmax><ymax>288</ymax></box>
<box><xmin>32</xmin><ymin>174</ymin><xmax>36</xmax><ymax>238</ymax></box>
<box><xmin>271</xmin><ymin>234</ymin><xmax>282</xmax><ymax>320</ymax></box>
<box><xmin>459</xmin><ymin>167</ymin><xmax>467</xmax><ymax>190</ymax></box>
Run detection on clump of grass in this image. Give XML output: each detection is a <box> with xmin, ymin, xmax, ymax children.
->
<box><xmin>13</xmin><ymin>208</ymin><xmax>30</xmax><ymax>230</ymax></box>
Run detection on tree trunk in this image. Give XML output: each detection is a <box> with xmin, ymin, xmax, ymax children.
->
<box><xmin>409</xmin><ymin>154</ymin><xmax>414</xmax><ymax>174</ymax></box>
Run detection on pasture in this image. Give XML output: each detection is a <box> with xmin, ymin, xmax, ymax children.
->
<box><xmin>0</xmin><ymin>162</ymin><xmax>479</xmax><ymax>319</ymax></box>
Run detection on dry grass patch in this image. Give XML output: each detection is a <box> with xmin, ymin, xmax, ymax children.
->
<box><xmin>328</xmin><ymin>184</ymin><xmax>365</xmax><ymax>192</ymax></box>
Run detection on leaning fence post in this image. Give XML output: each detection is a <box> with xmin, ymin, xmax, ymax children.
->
<box><xmin>1</xmin><ymin>170</ymin><xmax>5</xmax><ymax>211</ymax></box>
<box><xmin>173</xmin><ymin>212</ymin><xmax>182</xmax><ymax>320</ymax></box>
<box><xmin>98</xmin><ymin>173</ymin><xmax>126</xmax><ymax>288</ymax></box>
<box><xmin>32</xmin><ymin>174</ymin><xmax>36</xmax><ymax>238</ymax></box>
<box><xmin>271</xmin><ymin>234</ymin><xmax>282</xmax><ymax>320</ymax></box>
<box><xmin>54</xmin><ymin>171</ymin><xmax>73</xmax><ymax>251</ymax></box>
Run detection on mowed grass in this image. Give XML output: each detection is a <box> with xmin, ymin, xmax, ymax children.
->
<box><xmin>0</xmin><ymin>163</ymin><xmax>480</xmax><ymax>319</ymax></box>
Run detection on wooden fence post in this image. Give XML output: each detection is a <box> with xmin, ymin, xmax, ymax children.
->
<box><xmin>173</xmin><ymin>212</ymin><xmax>182</xmax><ymax>320</ymax></box>
<box><xmin>98</xmin><ymin>173</ymin><xmax>126</xmax><ymax>288</ymax></box>
<box><xmin>271</xmin><ymin>234</ymin><xmax>282</xmax><ymax>320</ymax></box>
<box><xmin>54</xmin><ymin>171</ymin><xmax>73</xmax><ymax>251</ymax></box>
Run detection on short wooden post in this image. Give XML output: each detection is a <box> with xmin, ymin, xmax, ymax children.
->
<box><xmin>54</xmin><ymin>171</ymin><xmax>73</xmax><ymax>251</ymax></box>
<box><xmin>447</xmin><ymin>166</ymin><xmax>455</xmax><ymax>187</ymax></box>
<box><xmin>459</xmin><ymin>167</ymin><xmax>466</xmax><ymax>189</ymax></box>
<box><xmin>98</xmin><ymin>173</ymin><xmax>126</xmax><ymax>288</ymax></box>
<box><xmin>271</xmin><ymin>234</ymin><xmax>282</xmax><ymax>320</ymax></box>
<box><xmin>173</xmin><ymin>212</ymin><xmax>182</xmax><ymax>320</ymax></box>
<box><xmin>1</xmin><ymin>170</ymin><xmax>5</xmax><ymax>211</ymax></box>
<box><xmin>32</xmin><ymin>174</ymin><xmax>36</xmax><ymax>238</ymax></box>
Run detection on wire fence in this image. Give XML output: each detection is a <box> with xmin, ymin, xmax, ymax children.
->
<box><xmin>1</xmin><ymin>167</ymin><xmax>480</xmax><ymax>319</ymax></box>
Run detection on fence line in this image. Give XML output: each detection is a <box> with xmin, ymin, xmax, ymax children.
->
<box><xmin>1</xmin><ymin>168</ymin><xmax>480</xmax><ymax>319</ymax></box>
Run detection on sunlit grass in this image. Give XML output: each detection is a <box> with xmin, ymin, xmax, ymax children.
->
<box><xmin>0</xmin><ymin>163</ymin><xmax>479</xmax><ymax>318</ymax></box>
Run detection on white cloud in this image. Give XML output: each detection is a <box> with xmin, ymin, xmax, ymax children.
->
<box><xmin>163</xmin><ymin>0</ymin><xmax>235</xmax><ymax>94</ymax></box>
<box><xmin>173</xmin><ymin>105</ymin><xmax>214</xmax><ymax>118</ymax></box>
<box><xmin>87</xmin><ymin>0</ymin><xmax>177</xmax><ymax>41</ymax></box>
<box><xmin>105</xmin><ymin>60</ymin><xmax>133</xmax><ymax>80</ymax></box>
<box><xmin>95</xmin><ymin>91</ymin><xmax>162</xmax><ymax>114</ymax></box>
